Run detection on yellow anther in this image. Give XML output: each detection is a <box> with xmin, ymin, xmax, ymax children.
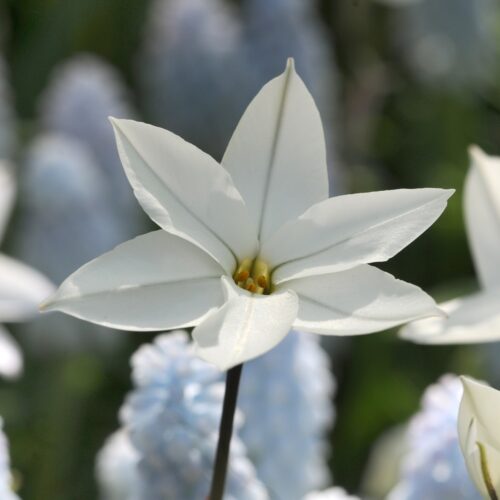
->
<box><xmin>256</xmin><ymin>275</ymin><xmax>267</xmax><ymax>289</ymax></box>
<box><xmin>236</xmin><ymin>270</ymin><xmax>249</xmax><ymax>282</ymax></box>
<box><xmin>233</xmin><ymin>258</ymin><xmax>271</xmax><ymax>295</ymax></box>
<box><xmin>234</xmin><ymin>258</ymin><xmax>252</xmax><ymax>283</ymax></box>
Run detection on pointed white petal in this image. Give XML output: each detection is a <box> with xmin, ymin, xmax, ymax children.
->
<box><xmin>458</xmin><ymin>377</ymin><xmax>500</xmax><ymax>497</ymax></box>
<box><xmin>281</xmin><ymin>265</ymin><xmax>442</xmax><ymax>335</ymax></box>
<box><xmin>0</xmin><ymin>254</ymin><xmax>54</xmax><ymax>322</ymax></box>
<box><xmin>401</xmin><ymin>290</ymin><xmax>500</xmax><ymax>344</ymax></box>
<box><xmin>0</xmin><ymin>326</ymin><xmax>22</xmax><ymax>379</ymax></box>
<box><xmin>460</xmin><ymin>377</ymin><xmax>500</xmax><ymax>450</ymax></box>
<box><xmin>193</xmin><ymin>276</ymin><xmax>298</xmax><ymax>370</ymax></box>
<box><xmin>41</xmin><ymin>231</ymin><xmax>225</xmax><ymax>331</ymax></box>
<box><xmin>0</xmin><ymin>161</ymin><xmax>15</xmax><ymax>243</ymax></box>
<box><xmin>222</xmin><ymin>59</ymin><xmax>328</xmax><ymax>242</ymax></box>
<box><xmin>111</xmin><ymin>118</ymin><xmax>257</xmax><ymax>273</ymax></box>
<box><xmin>263</xmin><ymin>188</ymin><xmax>453</xmax><ymax>284</ymax></box>
<box><xmin>465</xmin><ymin>146</ymin><xmax>500</xmax><ymax>290</ymax></box>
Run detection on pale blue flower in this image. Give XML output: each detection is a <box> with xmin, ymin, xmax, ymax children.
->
<box><xmin>0</xmin><ymin>419</ymin><xmax>20</xmax><ymax>500</ymax></box>
<box><xmin>14</xmin><ymin>134</ymin><xmax>125</xmax><ymax>282</ymax></box>
<box><xmin>39</xmin><ymin>55</ymin><xmax>142</xmax><ymax>233</ymax></box>
<box><xmin>140</xmin><ymin>0</ymin><xmax>250</xmax><ymax>157</ymax></box>
<box><xmin>239</xmin><ymin>331</ymin><xmax>335</xmax><ymax>499</ymax></box>
<box><xmin>12</xmin><ymin>134</ymin><xmax>125</xmax><ymax>352</ymax></box>
<box><xmin>96</xmin><ymin>430</ymin><xmax>141</xmax><ymax>500</ymax></box>
<box><xmin>139</xmin><ymin>0</ymin><xmax>340</xmax><ymax>190</ymax></box>
<box><xmin>117</xmin><ymin>331</ymin><xmax>269</xmax><ymax>500</ymax></box>
<box><xmin>388</xmin><ymin>375</ymin><xmax>482</xmax><ymax>500</ymax></box>
<box><xmin>98</xmin><ymin>329</ymin><xmax>336</xmax><ymax>499</ymax></box>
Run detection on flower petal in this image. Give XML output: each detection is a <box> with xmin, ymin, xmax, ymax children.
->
<box><xmin>41</xmin><ymin>231</ymin><xmax>225</xmax><ymax>331</ymax></box>
<box><xmin>0</xmin><ymin>161</ymin><xmax>15</xmax><ymax>243</ymax></box>
<box><xmin>193</xmin><ymin>276</ymin><xmax>298</xmax><ymax>370</ymax></box>
<box><xmin>459</xmin><ymin>377</ymin><xmax>500</xmax><ymax>455</ymax></box>
<box><xmin>263</xmin><ymin>188</ymin><xmax>453</xmax><ymax>284</ymax></box>
<box><xmin>281</xmin><ymin>265</ymin><xmax>442</xmax><ymax>335</ymax></box>
<box><xmin>0</xmin><ymin>254</ymin><xmax>54</xmax><ymax>322</ymax></box>
<box><xmin>222</xmin><ymin>59</ymin><xmax>328</xmax><ymax>242</ymax></box>
<box><xmin>464</xmin><ymin>146</ymin><xmax>500</xmax><ymax>290</ymax></box>
<box><xmin>111</xmin><ymin>118</ymin><xmax>257</xmax><ymax>273</ymax></box>
<box><xmin>458</xmin><ymin>385</ymin><xmax>500</xmax><ymax>499</ymax></box>
<box><xmin>401</xmin><ymin>290</ymin><xmax>500</xmax><ymax>344</ymax></box>
<box><xmin>0</xmin><ymin>326</ymin><xmax>22</xmax><ymax>379</ymax></box>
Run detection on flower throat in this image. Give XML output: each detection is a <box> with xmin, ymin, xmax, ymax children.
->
<box><xmin>233</xmin><ymin>258</ymin><xmax>271</xmax><ymax>295</ymax></box>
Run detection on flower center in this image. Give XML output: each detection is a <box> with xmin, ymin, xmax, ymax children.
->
<box><xmin>233</xmin><ymin>258</ymin><xmax>271</xmax><ymax>295</ymax></box>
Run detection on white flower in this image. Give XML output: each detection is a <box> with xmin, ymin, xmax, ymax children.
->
<box><xmin>402</xmin><ymin>147</ymin><xmax>500</xmax><ymax>344</ymax></box>
<box><xmin>388</xmin><ymin>375</ymin><xmax>481</xmax><ymax>499</ymax></box>
<box><xmin>42</xmin><ymin>60</ymin><xmax>451</xmax><ymax>370</ymax></box>
<box><xmin>0</xmin><ymin>160</ymin><xmax>54</xmax><ymax>378</ymax></box>
<box><xmin>0</xmin><ymin>419</ymin><xmax>19</xmax><ymax>500</ymax></box>
<box><xmin>458</xmin><ymin>376</ymin><xmax>500</xmax><ymax>499</ymax></box>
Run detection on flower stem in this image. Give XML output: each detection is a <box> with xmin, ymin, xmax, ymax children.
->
<box><xmin>208</xmin><ymin>364</ymin><xmax>244</xmax><ymax>500</ymax></box>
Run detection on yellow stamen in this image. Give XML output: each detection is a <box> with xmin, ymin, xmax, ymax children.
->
<box><xmin>256</xmin><ymin>275</ymin><xmax>267</xmax><ymax>289</ymax></box>
<box><xmin>236</xmin><ymin>270</ymin><xmax>249</xmax><ymax>282</ymax></box>
<box><xmin>233</xmin><ymin>258</ymin><xmax>271</xmax><ymax>295</ymax></box>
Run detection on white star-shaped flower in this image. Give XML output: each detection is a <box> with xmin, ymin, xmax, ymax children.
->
<box><xmin>402</xmin><ymin>146</ymin><xmax>500</xmax><ymax>344</ymax></box>
<box><xmin>41</xmin><ymin>60</ymin><xmax>451</xmax><ymax>370</ymax></box>
<box><xmin>0</xmin><ymin>161</ymin><xmax>54</xmax><ymax>378</ymax></box>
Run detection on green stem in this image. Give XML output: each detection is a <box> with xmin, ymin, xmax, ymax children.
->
<box><xmin>208</xmin><ymin>364</ymin><xmax>244</xmax><ymax>500</ymax></box>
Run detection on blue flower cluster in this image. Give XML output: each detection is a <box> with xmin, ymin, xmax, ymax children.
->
<box><xmin>117</xmin><ymin>331</ymin><xmax>268</xmax><ymax>499</ymax></box>
<box><xmin>388</xmin><ymin>375</ymin><xmax>482</xmax><ymax>499</ymax></box>
<box><xmin>239</xmin><ymin>332</ymin><xmax>335</xmax><ymax>499</ymax></box>
<box><xmin>139</xmin><ymin>0</ymin><xmax>340</xmax><ymax>190</ymax></box>
<box><xmin>98</xmin><ymin>330</ymin><xmax>336</xmax><ymax>499</ymax></box>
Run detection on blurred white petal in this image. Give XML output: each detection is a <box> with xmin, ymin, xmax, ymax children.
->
<box><xmin>0</xmin><ymin>326</ymin><xmax>22</xmax><ymax>380</ymax></box>
<box><xmin>0</xmin><ymin>254</ymin><xmax>54</xmax><ymax>322</ymax></box>
<box><xmin>464</xmin><ymin>146</ymin><xmax>500</xmax><ymax>290</ymax></box>
<box><xmin>0</xmin><ymin>161</ymin><xmax>15</xmax><ymax>243</ymax></box>
<box><xmin>401</xmin><ymin>291</ymin><xmax>500</xmax><ymax>344</ymax></box>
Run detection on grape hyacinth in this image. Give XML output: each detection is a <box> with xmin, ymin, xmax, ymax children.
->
<box><xmin>39</xmin><ymin>55</ymin><xmax>142</xmax><ymax>235</ymax></box>
<box><xmin>11</xmin><ymin>134</ymin><xmax>124</xmax><ymax>352</ymax></box>
<box><xmin>98</xmin><ymin>330</ymin><xmax>337</xmax><ymax>499</ymax></box>
<box><xmin>140</xmin><ymin>0</ymin><xmax>250</xmax><ymax>158</ymax></box>
<box><xmin>14</xmin><ymin>134</ymin><xmax>126</xmax><ymax>283</ymax></box>
<box><xmin>239</xmin><ymin>331</ymin><xmax>335</xmax><ymax>499</ymax></box>
<box><xmin>139</xmin><ymin>0</ymin><xmax>340</xmax><ymax>189</ymax></box>
<box><xmin>117</xmin><ymin>331</ymin><xmax>269</xmax><ymax>500</ymax></box>
<box><xmin>96</xmin><ymin>430</ymin><xmax>141</xmax><ymax>500</ymax></box>
<box><xmin>388</xmin><ymin>375</ymin><xmax>481</xmax><ymax>499</ymax></box>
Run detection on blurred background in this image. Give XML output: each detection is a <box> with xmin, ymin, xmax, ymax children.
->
<box><xmin>1</xmin><ymin>0</ymin><xmax>500</xmax><ymax>498</ymax></box>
